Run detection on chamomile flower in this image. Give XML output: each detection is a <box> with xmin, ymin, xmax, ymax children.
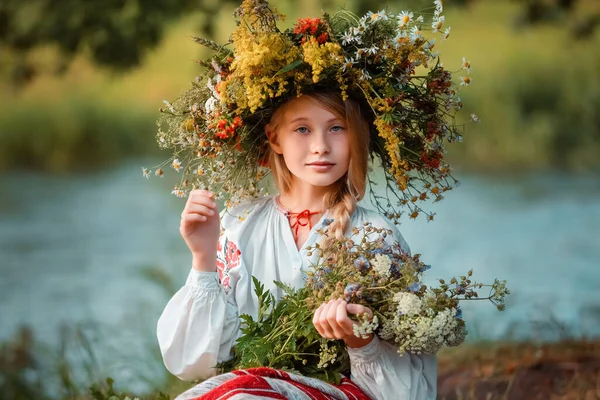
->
<box><xmin>171</xmin><ymin>188</ymin><xmax>186</xmax><ymax>198</ymax></box>
<box><xmin>460</xmin><ymin>76</ymin><xmax>471</xmax><ymax>86</ymax></box>
<box><xmin>416</xmin><ymin>15</ymin><xmax>424</xmax><ymax>23</ymax></box>
<box><xmin>434</xmin><ymin>0</ymin><xmax>444</xmax><ymax>14</ymax></box>
<box><xmin>350</xmin><ymin>27</ymin><xmax>365</xmax><ymax>43</ymax></box>
<box><xmin>470</xmin><ymin>113</ymin><xmax>480</xmax><ymax>122</ymax></box>
<box><xmin>424</xmin><ymin>39</ymin><xmax>436</xmax><ymax>51</ymax></box>
<box><xmin>171</xmin><ymin>158</ymin><xmax>182</xmax><ymax>172</ymax></box>
<box><xmin>341</xmin><ymin>57</ymin><xmax>356</xmax><ymax>72</ymax></box>
<box><xmin>141</xmin><ymin>167</ymin><xmax>150</xmax><ymax>179</ymax></box>
<box><xmin>367</xmin><ymin>9</ymin><xmax>389</xmax><ymax>23</ymax></box>
<box><xmin>367</xmin><ymin>45</ymin><xmax>379</xmax><ymax>55</ymax></box>
<box><xmin>358</xmin><ymin>69</ymin><xmax>372</xmax><ymax>81</ymax></box>
<box><xmin>155</xmin><ymin>168</ymin><xmax>164</xmax><ymax>177</ymax></box>
<box><xmin>340</xmin><ymin>31</ymin><xmax>354</xmax><ymax>45</ymax></box>
<box><xmin>443</xmin><ymin>27</ymin><xmax>451</xmax><ymax>40</ymax></box>
<box><xmin>355</xmin><ymin>48</ymin><xmax>367</xmax><ymax>59</ymax></box>
<box><xmin>398</xmin><ymin>11</ymin><xmax>413</xmax><ymax>28</ymax></box>
<box><xmin>431</xmin><ymin>16</ymin><xmax>445</xmax><ymax>33</ymax></box>
<box><xmin>461</xmin><ymin>57</ymin><xmax>471</xmax><ymax>74</ymax></box>
<box><xmin>409</xmin><ymin>26</ymin><xmax>423</xmax><ymax>43</ymax></box>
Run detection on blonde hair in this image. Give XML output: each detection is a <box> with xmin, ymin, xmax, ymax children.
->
<box><xmin>265</xmin><ymin>92</ymin><xmax>370</xmax><ymax>241</ymax></box>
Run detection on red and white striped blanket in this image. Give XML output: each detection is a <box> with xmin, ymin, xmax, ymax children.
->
<box><xmin>175</xmin><ymin>367</ymin><xmax>372</xmax><ymax>400</ymax></box>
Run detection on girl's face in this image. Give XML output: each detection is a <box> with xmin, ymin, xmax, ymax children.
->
<box><xmin>268</xmin><ymin>95</ymin><xmax>351</xmax><ymax>189</ymax></box>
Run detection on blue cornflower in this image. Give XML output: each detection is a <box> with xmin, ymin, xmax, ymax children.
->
<box><xmin>354</xmin><ymin>256</ymin><xmax>370</xmax><ymax>272</ymax></box>
<box><xmin>407</xmin><ymin>282</ymin><xmax>421</xmax><ymax>293</ymax></box>
<box><xmin>455</xmin><ymin>283</ymin><xmax>466</xmax><ymax>294</ymax></box>
<box><xmin>455</xmin><ymin>307</ymin><xmax>463</xmax><ymax>319</ymax></box>
<box><xmin>418</xmin><ymin>264</ymin><xmax>432</xmax><ymax>273</ymax></box>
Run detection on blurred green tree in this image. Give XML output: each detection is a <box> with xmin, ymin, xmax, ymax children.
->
<box><xmin>1</xmin><ymin>0</ymin><xmax>597</xmax><ymax>87</ymax></box>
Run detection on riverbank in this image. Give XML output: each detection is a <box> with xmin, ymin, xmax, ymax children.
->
<box><xmin>2</xmin><ymin>326</ymin><xmax>598</xmax><ymax>399</ymax></box>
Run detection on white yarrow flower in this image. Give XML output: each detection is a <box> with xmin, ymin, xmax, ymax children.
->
<box><xmin>393</xmin><ymin>292</ymin><xmax>423</xmax><ymax>316</ymax></box>
<box><xmin>371</xmin><ymin>254</ymin><xmax>392</xmax><ymax>276</ymax></box>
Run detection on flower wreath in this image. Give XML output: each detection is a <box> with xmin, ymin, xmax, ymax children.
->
<box><xmin>148</xmin><ymin>0</ymin><xmax>474</xmax><ymax>223</ymax></box>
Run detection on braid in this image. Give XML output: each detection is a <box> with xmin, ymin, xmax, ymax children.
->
<box><xmin>322</xmin><ymin>180</ymin><xmax>359</xmax><ymax>246</ymax></box>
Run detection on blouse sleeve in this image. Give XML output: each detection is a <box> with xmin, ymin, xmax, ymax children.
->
<box><xmin>156</xmin><ymin>233</ymin><xmax>241</xmax><ymax>381</ymax></box>
<box><xmin>347</xmin><ymin>336</ymin><xmax>437</xmax><ymax>399</ymax></box>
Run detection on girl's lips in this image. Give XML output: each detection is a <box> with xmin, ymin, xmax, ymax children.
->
<box><xmin>306</xmin><ymin>163</ymin><xmax>335</xmax><ymax>171</ymax></box>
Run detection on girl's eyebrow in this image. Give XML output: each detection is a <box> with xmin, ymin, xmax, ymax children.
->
<box><xmin>288</xmin><ymin>117</ymin><xmax>343</xmax><ymax>124</ymax></box>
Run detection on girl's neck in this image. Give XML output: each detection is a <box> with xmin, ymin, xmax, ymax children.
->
<box><xmin>277</xmin><ymin>182</ymin><xmax>331</xmax><ymax>213</ymax></box>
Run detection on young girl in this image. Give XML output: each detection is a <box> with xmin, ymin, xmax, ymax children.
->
<box><xmin>156</xmin><ymin>92</ymin><xmax>437</xmax><ymax>399</ymax></box>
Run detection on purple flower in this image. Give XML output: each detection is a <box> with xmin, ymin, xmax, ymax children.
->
<box><xmin>455</xmin><ymin>284</ymin><xmax>466</xmax><ymax>294</ymax></box>
<box><xmin>455</xmin><ymin>306</ymin><xmax>463</xmax><ymax>319</ymax></box>
<box><xmin>369</xmin><ymin>245</ymin><xmax>392</xmax><ymax>256</ymax></box>
<box><xmin>407</xmin><ymin>282</ymin><xmax>421</xmax><ymax>293</ymax></box>
<box><xmin>354</xmin><ymin>256</ymin><xmax>370</xmax><ymax>272</ymax></box>
<box><xmin>344</xmin><ymin>283</ymin><xmax>361</xmax><ymax>301</ymax></box>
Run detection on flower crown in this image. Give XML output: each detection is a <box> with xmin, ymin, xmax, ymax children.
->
<box><xmin>149</xmin><ymin>0</ymin><xmax>473</xmax><ymax>222</ymax></box>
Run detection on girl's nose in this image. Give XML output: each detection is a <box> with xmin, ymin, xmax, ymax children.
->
<box><xmin>311</xmin><ymin>132</ymin><xmax>330</xmax><ymax>154</ymax></box>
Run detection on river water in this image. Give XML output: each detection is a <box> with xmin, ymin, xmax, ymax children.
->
<box><xmin>1</xmin><ymin>162</ymin><xmax>599</xmax><ymax>370</ymax></box>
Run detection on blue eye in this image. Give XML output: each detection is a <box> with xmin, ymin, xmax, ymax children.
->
<box><xmin>296</xmin><ymin>127</ymin><xmax>309</xmax><ymax>134</ymax></box>
<box><xmin>331</xmin><ymin>125</ymin><xmax>345</xmax><ymax>132</ymax></box>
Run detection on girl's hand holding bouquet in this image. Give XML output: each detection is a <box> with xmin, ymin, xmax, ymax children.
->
<box><xmin>179</xmin><ymin>189</ymin><xmax>221</xmax><ymax>272</ymax></box>
<box><xmin>313</xmin><ymin>299</ymin><xmax>374</xmax><ymax>349</ymax></box>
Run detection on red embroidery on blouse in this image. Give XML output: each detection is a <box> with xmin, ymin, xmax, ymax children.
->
<box><xmin>225</xmin><ymin>240</ymin><xmax>241</xmax><ymax>269</ymax></box>
<box><xmin>216</xmin><ymin>238</ymin><xmax>240</xmax><ymax>293</ymax></box>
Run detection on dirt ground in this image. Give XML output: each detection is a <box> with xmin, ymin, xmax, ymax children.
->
<box><xmin>436</xmin><ymin>339</ymin><xmax>600</xmax><ymax>399</ymax></box>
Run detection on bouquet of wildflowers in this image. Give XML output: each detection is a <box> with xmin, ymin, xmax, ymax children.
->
<box><xmin>219</xmin><ymin>224</ymin><xmax>509</xmax><ymax>382</ymax></box>
<box><xmin>147</xmin><ymin>0</ymin><xmax>477</xmax><ymax>222</ymax></box>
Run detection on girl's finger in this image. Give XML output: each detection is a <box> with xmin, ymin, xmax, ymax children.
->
<box><xmin>346</xmin><ymin>304</ymin><xmax>373</xmax><ymax>320</ymax></box>
<box><xmin>183</xmin><ymin>204</ymin><xmax>215</xmax><ymax>217</ymax></box>
<box><xmin>313</xmin><ymin>304</ymin><xmax>328</xmax><ymax>337</ymax></box>
<box><xmin>189</xmin><ymin>189</ymin><xmax>215</xmax><ymax>199</ymax></box>
<box><xmin>317</xmin><ymin>302</ymin><xmax>335</xmax><ymax>338</ymax></box>
<box><xmin>335</xmin><ymin>301</ymin><xmax>354</xmax><ymax>338</ymax></box>
<box><xmin>326</xmin><ymin>299</ymin><xmax>345</xmax><ymax>339</ymax></box>
<box><xmin>187</xmin><ymin>195</ymin><xmax>217</xmax><ymax>209</ymax></box>
<box><xmin>181</xmin><ymin>213</ymin><xmax>206</xmax><ymax>223</ymax></box>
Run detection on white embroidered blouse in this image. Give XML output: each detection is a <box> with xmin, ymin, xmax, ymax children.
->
<box><xmin>157</xmin><ymin>196</ymin><xmax>437</xmax><ymax>399</ymax></box>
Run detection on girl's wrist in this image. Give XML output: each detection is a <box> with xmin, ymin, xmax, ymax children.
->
<box><xmin>192</xmin><ymin>253</ymin><xmax>217</xmax><ymax>272</ymax></box>
<box><xmin>343</xmin><ymin>333</ymin><xmax>374</xmax><ymax>349</ymax></box>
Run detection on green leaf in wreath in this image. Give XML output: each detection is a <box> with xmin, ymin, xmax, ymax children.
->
<box><xmin>274</xmin><ymin>59</ymin><xmax>303</xmax><ymax>76</ymax></box>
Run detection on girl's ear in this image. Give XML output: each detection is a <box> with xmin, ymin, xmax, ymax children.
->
<box><xmin>266</xmin><ymin>127</ymin><xmax>283</xmax><ymax>155</ymax></box>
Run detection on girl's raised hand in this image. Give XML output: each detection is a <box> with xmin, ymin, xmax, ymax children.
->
<box><xmin>179</xmin><ymin>190</ymin><xmax>221</xmax><ymax>269</ymax></box>
<box><xmin>312</xmin><ymin>299</ymin><xmax>374</xmax><ymax>348</ymax></box>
